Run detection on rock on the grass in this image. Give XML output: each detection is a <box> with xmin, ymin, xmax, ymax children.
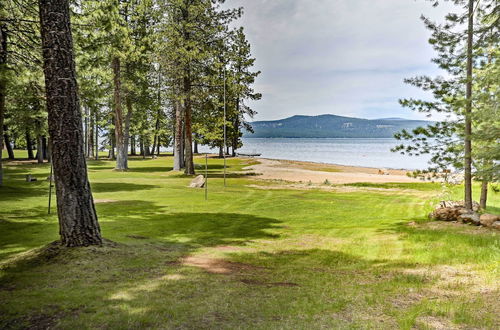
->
<box><xmin>458</xmin><ymin>212</ymin><xmax>481</xmax><ymax>226</ymax></box>
<box><xmin>438</xmin><ymin>200</ymin><xmax>480</xmax><ymax>212</ymax></box>
<box><xmin>480</xmin><ymin>214</ymin><xmax>500</xmax><ymax>228</ymax></box>
<box><xmin>492</xmin><ymin>221</ymin><xmax>500</xmax><ymax>230</ymax></box>
<box><xmin>189</xmin><ymin>175</ymin><xmax>206</xmax><ymax>188</ymax></box>
<box><xmin>430</xmin><ymin>207</ymin><xmax>463</xmax><ymax>221</ymax></box>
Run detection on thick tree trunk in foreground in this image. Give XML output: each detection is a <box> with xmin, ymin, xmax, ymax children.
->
<box><xmin>480</xmin><ymin>180</ymin><xmax>488</xmax><ymax>210</ymax></box>
<box><xmin>0</xmin><ymin>27</ymin><xmax>4</xmax><ymax>186</ymax></box>
<box><xmin>113</xmin><ymin>57</ymin><xmax>127</xmax><ymax>170</ymax></box>
<box><xmin>464</xmin><ymin>0</ymin><xmax>474</xmax><ymax>211</ymax></box>
<box><xmin>39</xmin><ymin>0</ymin><xmax>101</xmax><ymax>246</ymax></box>
<box><xmin>173</xmin><ymin>101</ymin><xmax>184</xmax><ymax>171</ymax></box>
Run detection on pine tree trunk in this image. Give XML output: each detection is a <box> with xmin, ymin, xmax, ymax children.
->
<box><xmin>26</xmin><ymin>130</ymin><xmax>34</xmax><ymax>159</ymax></box>
<box><xmin>36</xmin><ymin>135</ymin><xmax>44</xmax><ymax>164</ymax></box>
<box><xmin>0</xmin><ymin>24</ymin><xmax>6</xmax><ymax>186</ymax></box>
<box><xmin>3</xmin><ymin>127</ymin><xmax>14</xmax><ymax>160</ymax></box>
<box><xmin>42</xmin><ymin>136</ymin><xmax>48</xmax><ymax>159</ymax></box>
<box><xmin>39</xmin><ymin>0</ymin><xmax>102</xmax><ymax>246</ymax></box>
<box><xmin>94</xmin><ymin>112</ymin><xmax>99</xmax><ymax>160</ymax></box>
<box><xmin>144</xmin><ymin>136</ymin><xmax>151</xmax><ymax>157</ymax></box>
<box><xmin>219</xmin><ymin>145</ymin><xmax>223</xmax><ymax>158</ymax></box>
<box><xmin>480</xmin><ymin>180</ymin><xmax>488</xmax><ymax>210</ymax></box>
<box><xmin>47</xmin><ymin>138</ymin><xmax>52</xmax><ymax>163</ymax></box>
<box><xmin>464</xmin><ymin>0</ymin><xmax>474</xmax><ymax>211</ymax></box>
<box><xmin>130</xmin><ymin>135</ymin><xmax>136</xmax><ymax>155</ymax></box>
<box><xmin>123</xmin><ymin>96</ymin><xmax>132</xmax><ymax>164</ymax></box>
<box><xmin>139</xmin><ymin>138</ymin><xmax>144</xmax><ymax>157</ymax></box>
<box><xmin>194</xmin><ymin>140</ymin><xmax>198</xmax><ymax>154</ymax></box>
<box><xmin>88</xmin><ymin>115</ymin><xmax>94</xmax><ymax>159</ymax></box>
<box><xmin>113</xmin><ymin>57</ymin><xmax>127</xmax><ymax>170</ymax></box>
<box><xmin>173</xmin><ymin>101</ymin><xmax>184</xmax><ymax>170</ymax></box>
<box><xmin>183</xmin><ymin>78</ymin><xmax>195</xmax><ymax>175</ymax></box>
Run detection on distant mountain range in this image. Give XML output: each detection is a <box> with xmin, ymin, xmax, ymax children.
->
<box><xmin>245</xmin><ymin>114</ymin><xmax>433</xmax><ymax>138</ymax></box>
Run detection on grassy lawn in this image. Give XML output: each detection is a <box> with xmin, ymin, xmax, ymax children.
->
<box><xmin>0</xmin><ymin>154</ymin><xmax>499</xmax><ymax>329</ymax></box>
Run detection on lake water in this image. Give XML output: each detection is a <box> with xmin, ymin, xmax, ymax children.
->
<box><xmin>196</xmin><ymin>138</ymin><xmax>431</xmax><ymax>170</ymax></box>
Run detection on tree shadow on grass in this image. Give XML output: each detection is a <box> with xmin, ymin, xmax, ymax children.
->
<box><xmin>0</xmin><ymin>183</ymin><xmax>50</xmax><ymax>202</ymax></box>
<box><xmin>0</xmin><ymin>247</ymin><xmax>448</xmax><ymax>329</ymax></box>
<box><xmin>95</xmin><ymin>200</ymin><xmax>281</xmax><ymax>247</ymax></box>
<box><xmin>126</xmin><ymin>166</ymin><xmax>174</xmax><ymax>173</ymax></box>
<box><xmin>90</xmin><ymin>183</ymin><xmax>160</xmax><ymax>193</ymax></box>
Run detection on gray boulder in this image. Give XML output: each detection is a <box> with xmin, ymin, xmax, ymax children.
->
<box><xmin>492</xmin><ymin>221</ymin><xmax>500</xmax><ymax>230</ymax></box>
<box><xmin>189</xmin><ymin>175</ymin><xmax>206</xmax><ymax>188</ymax></box>
<box><xmin>458</xmin><ymin>212</ymin><xmax>481</xmax><ymax>226</ymax></box>
<box><xmin>480</xmin><ymin>214</ymin><xmax>500</xmax><ymax>228</ymax></box>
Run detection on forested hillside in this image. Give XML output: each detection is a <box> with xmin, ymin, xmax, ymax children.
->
<box><xmin>246</xmin><ymin>115</ymin><xmax>433</xmax><ymax>138</ymax></box>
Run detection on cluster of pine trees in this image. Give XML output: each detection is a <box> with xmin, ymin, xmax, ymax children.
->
<box><xmin>394</xmin><ymin>0</ymin><xmax>499</xmax><ymax>209</ymax></box>
<box><xmin>0</xmin><ymin>0</ymin><xmax>261</xmax><ymax>180</ymax></box>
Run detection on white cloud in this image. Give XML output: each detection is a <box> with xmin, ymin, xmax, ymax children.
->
<box><xmin>226</xmin><ymin>0</ymin><xmax>458</xmax><ymax>121</ymax></box>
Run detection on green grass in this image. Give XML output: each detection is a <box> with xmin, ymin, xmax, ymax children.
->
<box><xmin>0</xmin><ymin>153</ymin><xmax>499</xmax><ymax>329</ymax></box>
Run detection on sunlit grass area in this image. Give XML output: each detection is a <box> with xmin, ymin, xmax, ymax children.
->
<box><xmin>1</xmin><ymin>154</ymin><xmax>499</xmax><ymax>329</ymax></box>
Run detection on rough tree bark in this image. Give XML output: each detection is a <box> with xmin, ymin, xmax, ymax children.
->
<box><xmin>88</xmin><ymin>115</ymin><xmax>94</xmax><ymax>159</ymax></box>
<box><xmin>480</xmin><ymin>180</ymin><xmax>488</xmax><ymax>210</ymax></box>
<box><xmin>0</xmin><ymin>23</ymin><xmax>5</xmax><ymax>186</ymax></box>
<box><xmin>130</xmin><ymin>135</ymin><xmax>136</xmax><ymax>156</ymax></box>
<box><xmin>94</xmin><ymin>112</ymin><xmax>99</xmax><ymax>160</ymax></box>
<box><xmin>173</xmin><ymin>101</ymin><xmax>184</xmax><ymax>170</ymax></box>
<box><xmin>183</xmin><ymin>77</ymin><xmax>195</xmax><ymax>175</ymax></box>
<box><xmin>113</xmin><ymin>57</ymin><xmax>127</xmax><ymax>170</ymax></box>
<box><xmin>464</xmin><ymin>0</ymin><xmax>474</xmax><ymax>211</ymax></box>
<box><xmin>38</xmin><ymin>0</ymin><xmax>102</xmax><ymax>246</ymax></box>
<box><xmin>26</xmin><ymin>130</ymin><xmax>34</xmax><ymax>159</ymax></box>
<box><xmin>3</xmin><ymin>127</ymin><xmax>14</xmax><ymax>159</ymax></box>
<box><xmin>36</xmin><ymin>135</ymin><xmax>43</xmax><ymax>163</ymax></box>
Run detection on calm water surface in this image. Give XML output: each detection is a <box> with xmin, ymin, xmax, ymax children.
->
<box><xmin>197</xmin><ymin>138</ymin><xmax>431</xmax><ymax>170</ymax></box>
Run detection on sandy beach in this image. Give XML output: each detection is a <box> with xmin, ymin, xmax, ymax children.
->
<box><xmin>244</xmin><ymin>158</ymin><xmax>421</xmax><ymax>184</ymax></box>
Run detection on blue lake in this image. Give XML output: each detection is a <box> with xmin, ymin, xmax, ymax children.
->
<box><xmin>196</xmin><ymin>138</ymin><xmax>431</xmax><ymax>170</ymax></box>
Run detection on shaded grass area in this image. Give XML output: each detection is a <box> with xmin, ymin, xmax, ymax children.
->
<box><xmin>0</xmin><ymin>154</ymin><xmax>499</xmax><ymax>329</ymax></box>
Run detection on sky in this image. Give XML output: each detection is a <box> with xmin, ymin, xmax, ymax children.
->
<box><xmin>226</xmin><ymin>0</ymin><xmax>458</xmax><ymax>121</ymax></box>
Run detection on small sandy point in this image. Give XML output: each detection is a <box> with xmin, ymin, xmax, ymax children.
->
<box><xmin>244</xmin><ymin>158</ymin><xmax>421</xmax><ymax>184</ymax></box>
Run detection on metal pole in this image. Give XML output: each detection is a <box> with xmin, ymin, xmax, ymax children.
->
<box><xmin>205</xmin><ymin>153</ymin><xmax>208</xmax><ymax>201</ymax></box>
<box><xmin>48</xmin><ymin>162</ymin><xmax>53</xmax><ymax>214</ymax></box>
<box><xmin>223</xmin><ymin>68</ymin><xmax>227</xmax><ymax>187</ymax></box>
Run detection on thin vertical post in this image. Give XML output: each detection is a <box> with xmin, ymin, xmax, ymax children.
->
<box><xmin>223</xmin><ymin>68</ymin><xmax>227</xmax><ymax>187</ymax></box>
<box><xmin>205</xmin><ymin>153</ymin><xmax>208</xmax><ymax>201</ymax></box>
<box><xmin>48</xmin><ymin>162</ymin><xmax>53</xmax><ymax>214</ymax></box>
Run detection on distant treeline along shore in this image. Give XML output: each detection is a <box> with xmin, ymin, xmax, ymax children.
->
<box><xmin>245</xmin><ymin>114</ymin><xmax>433</xmax><ymax>139</ymax></box>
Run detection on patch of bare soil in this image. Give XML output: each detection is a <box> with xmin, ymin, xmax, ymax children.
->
<box><xmin>1</xmin><ymin>306</ymin><xmax>82</xmax><ymax>330</ymax></box>
<box><xmin>416</xmin><ymin>316</ymin><xmax>461</xmax><ymax>330</ymax></box>
<box><xmin>414</xmin><ymin>221</ymin><xmax>498</xmax><ymax>235</ymax></box>
<box><xmin>182</xmin><ymin>255</ymin><xmax>265</xmax><ymax>275</ymax></box>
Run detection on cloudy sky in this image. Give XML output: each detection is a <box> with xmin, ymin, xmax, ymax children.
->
<box><xmin>227</xmin><ymin>0</ymin><xmax>457</xmax><ymax>121</ymax></box>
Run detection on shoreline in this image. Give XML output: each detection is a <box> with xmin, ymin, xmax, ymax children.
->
<box><xmin>243</xmin><ymin>157</ymin><xmax>421</xmax><ymax>184</ymax></box>
<box><xmin>250</xmin><ymin>156</ymin><xmax>417</xmax><ymax>172</ymax></box>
